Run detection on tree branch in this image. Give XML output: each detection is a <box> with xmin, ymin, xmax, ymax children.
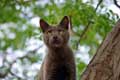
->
<box><xmin>75</xmin><ymin>0</ymin><xmax>103</xmax><ymax>50</ymax></box>
<box><xmin>114</xmin><ymin>0</ymin><xmax>120</xmax><ymax>9</ymax></box>
<box><xmin>95</xmin><ymin>0</ymin><xmax>103</xmax><ymax>12</ymax></box>
<box><xmin>0</xmin><ymin>55</ymin><xmax>25</xmax><ymax>79</ymax></box>
<box><xmin>0</xmin><ymin>45</ymin><xmax>42</xmax><ymax>79</ymax></box>
<box><xmin>81</xmin><ymin>19</ymin><xmax>120</xmax><ymax>80</ymax></box>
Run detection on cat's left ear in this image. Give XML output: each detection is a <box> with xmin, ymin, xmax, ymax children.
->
<box><xmin>59</xmin><ymin>16</ymin><xmax>69</xmax><ymax>30</ymax></box>
<box><xmin>39</xmin><ymin>19</ymin><xmax>50</xmax><ymax>32</ymax></box>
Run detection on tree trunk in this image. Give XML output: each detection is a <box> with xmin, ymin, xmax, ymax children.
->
<box><xmin>81</xmin><ymin>20</ymin><xmax>120</xmax><ymax>80</ymax></box>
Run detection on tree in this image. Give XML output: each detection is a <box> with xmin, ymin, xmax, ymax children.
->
<box><xmin>81</xmin><ymin>19</ymin><xmax>120</xmax><ymax>80</ymax></box>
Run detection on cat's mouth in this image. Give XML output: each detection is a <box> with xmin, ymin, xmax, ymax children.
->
<box><xmin>51</xmin><ymin>39</ymin><xmax>62</xmax><ymax>47</ymax></box>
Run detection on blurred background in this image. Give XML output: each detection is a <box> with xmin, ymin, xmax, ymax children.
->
<box><xmin>0</xmin><ymin>0</ymin><xmax>120</xmax><ymax>80</ymax></box>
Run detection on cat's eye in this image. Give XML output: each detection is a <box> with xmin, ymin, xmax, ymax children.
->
<box><xmin>46</xmin><ymin>30</ymin><xmax>52</xmax><ymax>35</ymax></box>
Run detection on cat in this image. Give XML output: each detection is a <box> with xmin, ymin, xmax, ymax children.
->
<box><xmin>37</xmin><ymin>16</ymin><xmax>76</xmax><ymax>80</ymax></box>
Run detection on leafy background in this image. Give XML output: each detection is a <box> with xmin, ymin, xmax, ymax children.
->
<box><xmin>0</xmin><ymin>0</ymin><xmax>119</xmax><ymax>80</ymax></box>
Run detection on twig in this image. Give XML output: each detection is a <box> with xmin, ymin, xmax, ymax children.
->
<box><xmin>114</xmin><ymin>0</ymin><xmax>120</xmax><ymax>9</ymax></box>
<box><xmin>95</xmin><ymin>0</ymin><xmax>103</xmax><ymax>12</ymax></box>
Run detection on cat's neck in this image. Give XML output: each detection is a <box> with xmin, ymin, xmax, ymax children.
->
<box><xmin>48</xmin><ymin>45</ymin><xmax>69</xmax><ymax>52</ymax></box>
<box><xmin>47</xmin><ymin>45</ymin><xmax>71</xmax><ymax>58</ymax></box>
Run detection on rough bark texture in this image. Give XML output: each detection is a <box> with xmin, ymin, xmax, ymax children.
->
<box><xmin>81</xmin><ymin>20</ymin><xmax>120</xmax><ymax>80</ymax></box>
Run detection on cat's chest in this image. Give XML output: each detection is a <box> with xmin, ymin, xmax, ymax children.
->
<box><xmin>45</xmin><ymin>53</ymin><xmax>68</xmax><ymax>67</ymax></box>
<box><xmin>48</xmin><ymin>54</ymin><xmax>67</xmax><ymax>63</ymax></box>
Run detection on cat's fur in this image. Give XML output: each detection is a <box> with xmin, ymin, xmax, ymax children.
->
<box><xmin>38</xmin><ymin>16</ymin><xmax>76</xmax><ymax>80</ymax></box>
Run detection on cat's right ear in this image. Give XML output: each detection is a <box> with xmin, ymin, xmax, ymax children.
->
<box><xmin>39</xmin><ymin>19</ymin><xmax>49</xmax><ymax>32</ymax></box>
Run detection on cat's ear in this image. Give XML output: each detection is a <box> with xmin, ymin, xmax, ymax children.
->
<box><xmin>59</xmin><ymin>16</ymin><xmax>69</xmax><ymax>30</ymax></box>
<box><xmin>39</xmin><ymin>19</ymin><xmax>49</xmax><ymax>32</ymax></box>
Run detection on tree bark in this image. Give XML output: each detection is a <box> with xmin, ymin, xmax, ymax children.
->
<box><xmin>81</xmin><ymin>19</ymin><xmax>120</xmax><ymax>80</ymax></box>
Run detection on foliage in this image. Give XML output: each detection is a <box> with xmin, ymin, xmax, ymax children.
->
<box><xmin>0</xmin><ymin>0</ymin><xmax>119</xmax><ymax>79</ymax></box>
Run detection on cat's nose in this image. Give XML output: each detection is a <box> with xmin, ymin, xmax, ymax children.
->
<box><xmin>53</xmin><ymin>36</ymin><xmax>58</xmax><ymax>40</ymax></box>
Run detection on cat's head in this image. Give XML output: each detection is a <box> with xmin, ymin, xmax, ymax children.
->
<box><xmin>39</xmin><ymin>16</ymin><xmax>70</xmax><ymax>48</ymax></box>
